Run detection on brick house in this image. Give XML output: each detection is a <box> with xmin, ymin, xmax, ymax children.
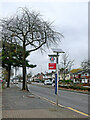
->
<box><xmin>33</xmin><ymin>73</ymin><xmax>44</xmax><ymax>81</ymax></box>
<box><xmin>70</xmin><ymin>70</ymin><xmax>90</xmax><ymax>83</ymax></box>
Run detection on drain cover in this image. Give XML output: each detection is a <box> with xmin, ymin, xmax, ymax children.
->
<box><xmin>26</xmin><ymin>95</ymin><xmax>35</xmax><ymax>98</ymax></box>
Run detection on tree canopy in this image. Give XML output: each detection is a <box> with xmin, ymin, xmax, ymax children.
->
<box><xmin>1</xmin><ymin>7</ymin><xmax>63</xmax><ymax>89</ymax></box>
<box><xmin>2</xmin><ymin>41</ymin><xmax>36</xmax><ymax>87</ymax></box>
<box><xmin>81</xmin><ymin>60</ymin><xmax>90</xmax><ymax>73</ymax></box>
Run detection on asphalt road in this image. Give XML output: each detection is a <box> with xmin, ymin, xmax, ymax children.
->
<box><xmin>17</xmin><ymin>82</ymin><xmax>89</xmax><ymax>115</ymax></box>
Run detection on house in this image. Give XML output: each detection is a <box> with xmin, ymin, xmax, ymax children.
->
<box><xmin>42</xmin><ymin>71</ymin><xmax>70</xmax><ymax>82</ymax></box>
<box><xmin>80</xmin><ymin>71</ymin><xmax>90</xmax><ymax>83</ymax></box>
<box><xmin>33</xmin><ymin>73</ymin><xmax>44</xmax><ymax>81</ymax></box>
<box><xmin>46</xmin><ymin>71</ymin><xmax>55</xmax><ymax>79</ymax></box>
<box><xmin>32</xmin><ymin>71</ymin><xmax>56</xmax><ymax>82</ymax></box>
<box><xmin>38</xmin><ymin>73</ymin><xmax>44</xmax><ymax>80</ymax></box>
<box><xmin>44</xmin><ymin>71</ymin><xmax>71</xmax><ymax>82</ymax></box>
<box><xmin>70</xmin><ymin>69</ymin><xmax>90</xmax><ymax>83</ymax></box>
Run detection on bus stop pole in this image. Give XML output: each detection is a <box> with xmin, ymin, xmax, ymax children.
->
<box><xmin>56</xmin><ymin>52</ymin><xmax>59</xmax><ymax>109</ymax></box>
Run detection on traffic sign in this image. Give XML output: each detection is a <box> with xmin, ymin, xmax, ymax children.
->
<box><xmin>50</xmin><ymin>57</ymin><xmax>55</xmax><ymax>62</ymax></box>
<box><xmin>48</xmin><ymin>63</ymin><xmax>56</xmax><ymax>70</ymax></box>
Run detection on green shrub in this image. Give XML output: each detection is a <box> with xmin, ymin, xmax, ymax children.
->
<box><xmin>62</xmin><ymin>80</ymin><xmax>73</xmax><ymax>83</ymax></box>
<box><xmin>59</xmin><ymin>84</ymin><xmax>89</xmax><ymax>90</ymax></box>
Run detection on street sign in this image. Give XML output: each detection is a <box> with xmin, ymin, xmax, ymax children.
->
<box><xmin>50</xmin><ymin>57</ymin><xmax>55</xmax><ymax>62</ymax></box>
<box><xmin>48</xmin><ymin>63</ymin><xmax>56</xmax><ymax>70</ymax></box>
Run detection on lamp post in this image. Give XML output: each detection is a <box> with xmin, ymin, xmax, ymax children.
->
<box><xmin>52</xmin><ymin>49</ymin><xmax>65</xmax><ymax>109</ymax></box>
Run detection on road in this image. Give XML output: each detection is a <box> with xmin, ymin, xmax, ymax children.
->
<box><xmin>17</xmin><ymin>82</ymin><xmax>89</xmax><ymax>115</ymax></box>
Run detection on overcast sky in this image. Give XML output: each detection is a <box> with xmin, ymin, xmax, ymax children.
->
<box><xmin>0</xmin><ymin>0</ymin><xmax>88</xmax><ymax>75</ymax></box>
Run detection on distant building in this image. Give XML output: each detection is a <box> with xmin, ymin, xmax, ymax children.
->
<box><xmin>45</xmin><ymin>71</ymin><xmax>55</xmax><ymax>80</ymax></box>
<box><xmin>33</xmin><ymin>73</ymin><xmax>44</xmax><ymax>81</ymax></box>
<box><xmin>70</xmin><ymin>70</ymin><xmax>90</xmax><ymax>83</ymax></box>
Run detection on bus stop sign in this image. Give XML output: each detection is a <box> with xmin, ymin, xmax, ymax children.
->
<box><xmin>48</xmin><ymin>63</ymin><xmax>56</xmax><ymax>70</ymax></box>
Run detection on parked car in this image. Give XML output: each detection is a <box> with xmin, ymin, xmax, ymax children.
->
<box><xmin>44</xmin><ymin>80</ymin><xmax>52</xmax><ymax>85</ymax></box>
<box><xmin>13</xmin><ymin>80</ymin><xmax>18</xmax><ymax>84</ymax></box>
<box><xmin>52</xmin><ymin>79</ymin><xmax>55</xmax><ymax>87</ymax></box>
<box><xmin>34</xmin><ymin>79</ymin><xmax>40</xmax><ymax>83</ymax></box>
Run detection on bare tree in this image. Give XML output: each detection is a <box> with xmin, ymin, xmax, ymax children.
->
<box><xmin>27</xmin><ymin>71</ymin><xmax>32</xmax><ymax>80</ymax></box>
<box><xmin>1</xmin><ymin>7</ymin><xmax>63</xmax><ymax>90</ymax></box>
<box><xmin>81</xmin><ymin>60</ymin><xmax>90</xmax><ymax>73</ymax></box>
<box><xmin>59</xmin><ymin>53</ymin><xmax>74</xmax><ymax>82</ymax></box>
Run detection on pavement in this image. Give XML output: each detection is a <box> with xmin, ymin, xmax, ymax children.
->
<box><xmin>1</xmin><ymin>84</ymin><xmax>89</xmax><ymax>119</ymax></box>
<box><xmin>0</xmin><ymin>83</ymin><xmax>2</xmax><ymax>120</ymax></box>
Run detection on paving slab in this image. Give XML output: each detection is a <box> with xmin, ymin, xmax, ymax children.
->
<box><xmin>2</xmin><ymin>85</ymin><xmax>88</xmax><ymax>119</ymax></box>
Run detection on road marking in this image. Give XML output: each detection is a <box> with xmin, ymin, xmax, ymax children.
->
<box><xmin>34</xmin><ymin>93</ymin><xmax>89</xmax><ymax>117</ymax></box>
<box><xmin>18</xmin><ymin>84</ymin><xmax>89</xmax><ymax>117</ymax></box>
<box><xmin>35</xmin><ymin>94</ymin><xmax>57</xmax><ymax>106</ymax></box>
<box><xmin>67</xmin><ymin>107</ymin><xmax>89</xmax><ymax>117</ymax></box>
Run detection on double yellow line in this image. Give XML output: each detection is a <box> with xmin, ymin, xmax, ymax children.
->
<box><xmin>35</xmin><ymin>94</ymin><xmax>90</xmax><ymax>117</ymax></box>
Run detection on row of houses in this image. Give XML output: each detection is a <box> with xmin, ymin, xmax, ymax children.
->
<box><xmin>70</xmin><ymin>70</ymin><xmax>90</xmax><ymax>83</ymax></box>
<box><xmin>31</xmin><ymin>69</ymin><xmax>90</xmax><ymax>84</ymax></box>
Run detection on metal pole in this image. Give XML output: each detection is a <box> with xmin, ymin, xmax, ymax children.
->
<box><xmin>15</xmin><ymin>67</ymin><xmax>17</xmax><ymax>86</ymax></box>
<box><xmin>25</xmin><ymin>68</ymin><xmax>27</xmax><ymax>90</ymax></box>
<box><xmin>25</xmin><ymin>68</ymin><xmax>28</xmax><ymax>91</ymax></box>
<box><xmin>56</xmin><ymin>52</ymin><xmax>59</xmax><ymax>109</ymax></box>
<box><xmin>15</xmin><ymin>45</ymin><xmax>17</xmax><ymax>86</ymax></box>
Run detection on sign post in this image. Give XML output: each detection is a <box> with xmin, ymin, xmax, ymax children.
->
<box><xmin>56</xmin><ymin>52</ymin><xmax>59</xmax><ymax>108</ymax></box>
<box><xmin>48</xmin><ymin>49</ymin><xmax>65</xmax><ymax>109</ymax></box>
<box><xmin>55</xmin><ymin>73</ymin><xmax>57</xmax><ymax>95</ymax></box>
<box><xmin>51</xmin><ymin>49</ymin><xmax>65</xmax><ymax>109</ymax></box>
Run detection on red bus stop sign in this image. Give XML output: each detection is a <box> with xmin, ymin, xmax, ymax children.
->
<box><xmin>48</xmin><ymin>63</ymin><xmax>56</xmax><ymax>70</ymax></box>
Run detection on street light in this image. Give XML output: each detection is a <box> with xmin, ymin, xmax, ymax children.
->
<box><xmin>52</xmin><ymin>48</ymin><xmax>65</xmax><ymax>109</ymax></box>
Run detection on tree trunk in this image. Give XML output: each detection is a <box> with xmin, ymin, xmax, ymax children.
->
<box><xmin>63</xmin><ymin>70</ymin><xmax>65</xmax><ymax>86</ymax></box>
<box><xmin>22</xmin><ymin>64</ymin><xmax>26</xmax><ymax>90</ymax></box>
<box><xmin>22</xmin><ymin>38</ymin><xmax>26</xmax><ymax>90</ymax></box>
<box><xmin>7</xmin><ymin>65</ymin><xmax>11</xmax><ymax>87</ymax></box>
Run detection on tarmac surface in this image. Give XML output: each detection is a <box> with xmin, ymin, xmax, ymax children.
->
<box><xmin>1</xmin><ymin>84</ymin><xmax>89</xmax><ymax>119</ymax></box>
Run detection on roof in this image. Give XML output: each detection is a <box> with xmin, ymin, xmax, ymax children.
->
<box><xmin>70</xmin><ymin>69</ymin><xmax>82</xmax><ymax>74</ymax></box>
<box><xmin>70</xmin><ymin>69</ymin><xmax>90</xmax><ymax>75</ymax></box>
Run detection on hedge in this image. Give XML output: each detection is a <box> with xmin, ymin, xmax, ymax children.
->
<box><xmin>59</xmin><ymin>85</ymin><xmax>90</xmax><ymax>91</ymax></box>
